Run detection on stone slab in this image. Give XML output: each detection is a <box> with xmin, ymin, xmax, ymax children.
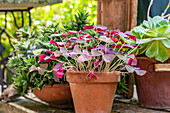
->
<box><xmin>0</xmin><ymin>95</ymin><xmax>168</xmax><ymax>113</ymax></box>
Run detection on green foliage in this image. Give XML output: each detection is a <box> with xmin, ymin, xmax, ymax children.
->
<box><xmin>132</xmin><ymin>16</ymin><xmax>170</xmax><ymax>62</ymax></box>
<box><xmin>7</xmin><ymin>24</ymin><xmax>65</xmax><ymax>95</ymax></box>
<box><xmin>63</xmin><ymin>11</ymin><xmax>89</xmax><ymax>31</ymax></box>
<box><xmin>117</xmin><ymin>76</ymin><xmax>129</xmax><ymax>94</ymax></box>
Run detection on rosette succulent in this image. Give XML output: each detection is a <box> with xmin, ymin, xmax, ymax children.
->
<box><xmin>132</xmin><ymin>16</ymin><xmax>170</xmax><ymax>62</ymax></box>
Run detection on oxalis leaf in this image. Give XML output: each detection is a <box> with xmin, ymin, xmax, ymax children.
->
<box><xmin>60</xmin><ymin>47</ymin><xmax>69</xmax><ymax>57</ymax></box>
<box><xmin>135</xmin><ymin>69</ymin><xmax>146</xmax><ymax>76</ymax></box>
<box><xmin>125</xmin><ymin>65</ymin><xmax>135</xmax><ymax>73</ymax></box>
<box><xmin>102</xmin><ymin>54</ymin><xmax>115</xmax><ymax>63</ymax></box>
<box><xmin>77</xmin><ymin>54</ymin><xmax>92</xmax><ymax>63</ymax></box>
<box><xmin>146</xmin><ymin>41</ymin><xmax>159</xmax><ymax>57</ymax></box>
<box><xmin>117</xmin><ymin>54</ymin><xmax>128</xmax><ymax>64</ymax></box>
<box><xmin>73</xmin><ymin>45</ymin><xmax>82</xmax><ymax>54</ymax></box>
<box><xmin>155</xmin><ymin>42</ymin><xmax>169</xmax><ymax>62</ymax></box>
<box><xmin>91</xmin><ymin>49</ymin><xmax>102</xmax><ymax>56</ymax></box>
<box><xmin>37</xmin><ymin>64</ymin><xmax>48</xmax><ymax>75</ymax></box>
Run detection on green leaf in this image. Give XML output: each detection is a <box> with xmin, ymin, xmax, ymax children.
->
<box><xmin>145</xmin><ymin>31</ymin><xmax>157</xmax><ymax>37</ymax></box>
<box><xmin>139</xmin><ymin>42</ymin><xmax>152</xmax><ymax>54</ymax></box>
<box><xmin>157</xmin><ymin>25</ymin><xmax>168</xmax><ymax>36</ymax></box>
<box><xmin>151</xmin><ymin>37</ymin><xmax>167</xmax><ymax>40</ymax></box>
<box><xmin>137</xmin><ymin>38</ymin><xmax>152</xmax><ymax>44</ymax></box>
<box><xmin>146</xmin><ymin>41</ymin><xmax>159</xmax><ymax>57</ymax></box>
<box><xmin>158</xmin><ymin>20</ymin><xmax>169</xmax><ymax>26</ymax></box>
<box><xmin>155</xmin><ymin>42</ymin><xmax>169</xmax><ymax>62</ymax></box>
<box><xmin>153</xmin><ymin>16</ymin><xmax>164</xmax><ymax>24</ymax></box>
<box><xmin>142</xmin><ymin>20</ymin><xmax>149</xmax><ymax>28</ymax></box>
<box><xmin>162</xmin><ymin>39</ymin><xmax>170</xmax><ymax>48</ymax></box>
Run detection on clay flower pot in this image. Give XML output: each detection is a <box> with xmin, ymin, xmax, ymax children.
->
<box><xmin>135</xmin><ymin>57</ymin><xmax>170</xmax><ymax>109</ymax></box>
<box><xmin>66</xmin><ymin>71</ymin><xmax>120</xmax><ymax>113</ymax></box>
<box><xmin>32</xmin><ymin>83</ymin><xmax>73</xmax><ymax>108</ymax></box>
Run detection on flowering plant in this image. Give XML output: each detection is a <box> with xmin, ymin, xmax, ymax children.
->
<box><xmin>32</xmin><ymin>25</ymin><xmax>146</xmax><ymax>81</ymax></box>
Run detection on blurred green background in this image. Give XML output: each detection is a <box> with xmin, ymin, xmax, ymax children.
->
<box><xmin>0</xmin><ymin>0</ymin><xmax>97</xmax><ymax>58</ymax></box>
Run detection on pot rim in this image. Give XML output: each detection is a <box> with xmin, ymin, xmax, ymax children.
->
<box><xmin>67</xmin><ymin>70</ymin><xmax>120</xmax><ymax>75</ymax></box>
<box><xmin>66</xmin><ymin>70</ymin><xmax>120</xmax><ymax>83</ymax></box>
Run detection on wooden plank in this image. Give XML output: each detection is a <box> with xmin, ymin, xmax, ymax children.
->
<box><xmin>0</xmin><ymin>1</ymin><xmax>62</xmax><ymax>10</ymax></box>
<box><xmin>97</xmin><ymin>0</ymin><xmax>101</xmax><ymax>25</ymax></box>
<box><xmin>98</xmin><ymin>0</ymin><xmax>137</xmax><ymax>32</ymax></box>
<box><xmin>155</xmin><ymin>64</ymin><xmax>170</xmax><ymax>72</ymax></box>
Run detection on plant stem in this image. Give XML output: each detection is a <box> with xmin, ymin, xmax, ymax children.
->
<box><xmin>147</xmin><ymin>0</ymin><xmax>154</xmax><ymax>21</ymax></box>
<box><xmin>162</xmin><ymin>0</ymin><xmax>170</xmax><ymax>17</ymax></box>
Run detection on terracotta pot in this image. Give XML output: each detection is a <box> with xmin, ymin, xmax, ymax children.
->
<box><xmin>33</xmin><ymin>83</ymin><xmax>73</xmax><ymax>108</ymax></box>
<box><xmin>66</xmin><ymin>71</ymin><xmax>120</xmax><ymax>113</ymax></box>
<box><xmin>135</xmin><ymin>57</ymin><xmax>170</xmax><ymax>109</ymax></box>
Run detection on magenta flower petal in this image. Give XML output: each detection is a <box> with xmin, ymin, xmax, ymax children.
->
<box><xmin>79</xmin><ymin>32</ymin><xmax>87</xmax><ymax>35</ymax></box>
<box><xmin>62</xmin><ymin>34</ymin><xmax>69</xmax><ymax>37</ymax></box>
<box><xmin>89</xmin><ymin>69</ymin><xmax>99</xmax><ymax>80</ymax></box>
<box><xmin>69</xmin><ymin>31</ymin><xmax>78</xmax><ymax>35</ymax></box>
<box><xmin>56</xmin><ymin>67</ymin><xmax>65</xmax><ymax>78</ymax></box>
<box><xmin>50</xmin><ymin>40</ymin><xmax>58</xmax><ymax>46</ymax></box>
<box><xmin>77</xmin><ymin>36</ymin><xmax>84</xmax><ymax>39</ymax></box>
<box><xmin>86</xmin><ymin>35</ymin><xmax>92</xmax><ymax>38</ymax></box>
<box><xmin>50</xmin><ymin>55</ymin><xmax>57</xmax><ymax>59</ymax></box>
<box><xmin>56</xmin><ymin>71</ymin><xmax>64</xmax><ymax>78</ymax></box>
<box><xmin>111</xmin><ymin>38</ymin><xmax>118</xmax><ymax>42</ymax></box>
<box><xmin>95</xmin><ymin>26</ymin><xmax>108</xmax><ymax>31</ymax></box>
<box><xmin>38</xmin><ymin>54</ymin><xmax>47</xmax><ymax>63</ymax></box>
<box><xmin>45</xmin><ymin>50</ymin><xmax>53</xmax><ymax>53</ymax></box>
<box><xmin>84</xmin><ymin>25</ymin><xmax>94</xmax><ymax>30</ymax></box>
<box><xmin>94</xmin><ymin>60</ymin><xmax>101</xmax><ymax>66</ymax></box>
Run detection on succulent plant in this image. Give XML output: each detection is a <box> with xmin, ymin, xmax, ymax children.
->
<box><xmin>132</xmin><ymin>16</ymin><xmax>170</xmax><ymax>62</ymax></box>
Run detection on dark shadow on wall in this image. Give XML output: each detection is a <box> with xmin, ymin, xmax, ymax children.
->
<box><xmin>137</xmin><ymin>0</ymin><xmax>170</xmax><ymax>25</ymax></box>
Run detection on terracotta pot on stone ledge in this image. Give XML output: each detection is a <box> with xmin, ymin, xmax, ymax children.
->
<box><xmin>67</xmin><ymin>70</ymin><xmax>120</xmax><ymax>113</ymax></box>
<box><xmin>33</xmin><ymin>83</ymin><xmax>73</xmax><ymax>108</ymax></box>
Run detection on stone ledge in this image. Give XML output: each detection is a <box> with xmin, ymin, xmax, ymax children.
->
<box><xmin>0</xmin><ymin>93</ymin><xmax>169</xmax><ymax>113</ymax></box>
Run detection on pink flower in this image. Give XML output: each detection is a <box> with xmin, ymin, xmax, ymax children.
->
<box><xmin>52</xmin><ymin>63</ymin><xmax>65</xmax><ymax>80</ymax></box>
<box><xmin>38</xmin><ymin>54</ymin><xmax>47</xmax><ymax>63</ymax></box>
<box><xmin>54</xmin><ymin>67</ymin><xmax>65</xmax><ymax>78</ymax></box>
<box><xmin>57</xmin><ymin>42</ymin><xmax>65</xmax><ymax>47</ymax></box>
<box><xmin>62</xmin><ymin>34</ymin><xmax>69</xmax><ymax>37</ymax></box>
<box><xmin>50</xmin><ymin>40</ymin><xmax>58</xmax><ymax>46</ymax></box>
<box><xmin>45</xmin><ymin>50</ymin><xmax>53</xmax><ymax>53</ymax></box>
<box><xmin>111</xmin><ymin>38</ymin><xmax>118</xmax><ymax>42</ymax></box>
<box><xmin>86</xmin><ymin>46</ymin><xmax>92</xmax><ymax>50</ymax></box>
<box><xmin>69</xmin><ymin>31</ymin><xmax>78</xmax><ymax>35</ymax></box>
<box><xmin>46</xmin><ymin>55</ymin><xmax>57</xmax><ymax>63</ymax></box>
<box><xmin>95</xmin><ymin>26</ymin><xmax>108</xmax><ymax>32</ymax></box>
<box><xmin>77</xmin><ymin>36</ymin><xmax>84</xmax><ymax>39</ymax></box>
<box><xmin>124</xmin><ymin>32</ymin><xmax>137</xmax><ymax>41</ymax></box>
<box><xmin>79</xmin><ymin>32</ymin><xmax>87</xmax><ymax>35</ymax></box>
<box><xmin>84</xmin><ymin>25</ymin><xmax>94</xmax><ymax>30</ymax></box>
<box><xmin>125</xmin><ymin>53</ymin><xmax>137</xmax><ymax>65</ymax></box>
<box><xmin>86</xmin><ymin>35</ymin><xmax>92</xmax><ymax>38</ymax></box>
<box><xmin>89</xmin><ymin>69</ymin><xmax>99</xmax><ymax>80</ymax></box>
<box><xmin>94</xmin><ymin>60</ymin><xmax>101</xmax><ymax>66</ymax></box>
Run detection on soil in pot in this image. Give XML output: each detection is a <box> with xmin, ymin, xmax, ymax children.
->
<box><xmin>32</xmin><ymin>83</ymin><xmax>73</xmax><ymax>108</ymax></box>
<box><xmin>135</xmin><ymin>57</ymin><xmax>170</xmax><ymax>109</ymax></box>
<box><xmin>67</xmin><ymin>71</ymin><xmax>120</xmax><ymax>113</ymax></box>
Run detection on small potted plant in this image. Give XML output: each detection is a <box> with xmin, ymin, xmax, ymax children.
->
<box><xmin>131</xmin><ymin>0</ymin><xmax>170</xmax><ymax>109</ymax></box>
<box><xmin>7</xmin><ymin>24</ymin><xmax>73</xmax><ymax>108</ymax></box>
<box><xmin>7</xmin><ymin>11</ymin><xmax>90</xmax><ymax>108</ymax></box>
<box><xmin>48</xmin><ymin>24</ymin><xmax>145</xmax><ymax>113</ymax></box>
